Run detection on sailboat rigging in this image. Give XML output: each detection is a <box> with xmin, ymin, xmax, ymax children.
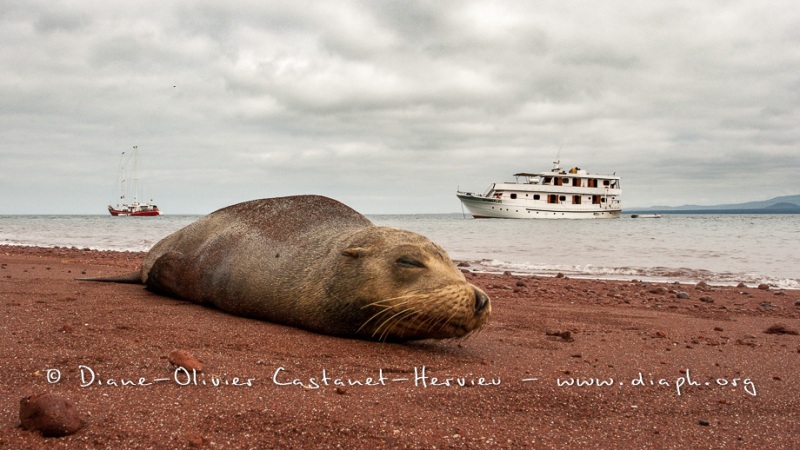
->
<box><xmin>107</xmin><ymin>145</ymin><xmax>161</xmax><ymax>216</ymax></box>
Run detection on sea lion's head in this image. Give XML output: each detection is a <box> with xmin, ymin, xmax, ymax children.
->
<box><xmin>331</xmin><ymin>226</ymin><xmax>491</xmax><ymax>341</ymax></box>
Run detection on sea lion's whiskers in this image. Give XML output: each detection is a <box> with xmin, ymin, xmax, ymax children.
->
<box><xmin>356</xmin><ymin>296</ymin><xmax>419</xmax><ymax>334</ymax></box>
<box><xmin>462</xmin><ymin>324</ymin><xmax>485</xmax><ymax>340</ymax></box>
<box><xmin>360</xmin><ymin>303</ymin><xmax>412</xmax><ymax>335</ymax></box>
<box><xmin>372</xmin><ymin>307</ymin><xmax>422</xmax><ymax>340</ymax></box>
<box><xmin>407</xmin><ymin>301</ymin><xmax>445</xmax><ymax>332</ymax></box>
<box><xmin>400</xmin><ymin>302</ymin><xmax>453</xmax><ymax>337</ymax></box>
<box><xmin>379</xmin><ymin>304</ymin><xmax>434</xmax><ymax>340</ymax></box>
<box><xmin>365</xmin><ymin>311</ymin><xmax>406</xmax><ymax>338</ymax></box>
<box><xmin>437</xmin><ymin>307</ymin><xmax>464</xmax><ymax>335</ymax></box>
<box><xmin>361</xmin><ymin>292</ymin><xmax>424</xmax><ymax>309</ymax></box>
<box><xmin>357</xmin><ymin>284</ymin><xmax>488</xmax><ymax>340</ymax></box>
<box><xmin>424</xmin><ymin>291</ymin><xmax>479</xmax><ymax>337</ymax></box>
<box><xmin>358</xmin><ymin>289</ymin><xmax>437</xmax><ymax>335</ymax></box>
<box><xmin>395</xmin><ymin>289</ymin><xmax>460</xmax><ymax>334</ymax></box>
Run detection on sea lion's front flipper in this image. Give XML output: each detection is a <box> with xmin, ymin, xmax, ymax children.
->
<box><xmin>145</xmin><ymin>251</ymin><xmax>189</xmax><ymax>299</ymax></box>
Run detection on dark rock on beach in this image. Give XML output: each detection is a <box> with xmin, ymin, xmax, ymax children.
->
<box><xmin>19</xmin><ymin>393</ymin><xmax>84</xmax><ymax>437</ymax></box>
<box><xmin>763</xmin><ymin>324</ymin><xmax>799</xmax><ymax>335</ymax></box>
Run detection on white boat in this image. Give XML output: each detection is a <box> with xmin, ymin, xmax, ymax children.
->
<box><xmin>456</xmin><ymin>160</ymin><xmax>621</xmax><ymax>219</ymax></box>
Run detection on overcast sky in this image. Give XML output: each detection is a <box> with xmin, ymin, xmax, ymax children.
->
<box><xmin>2</xmin><ymin>1</ymin><xmax>798</xmax><ymax>214</ymax></box>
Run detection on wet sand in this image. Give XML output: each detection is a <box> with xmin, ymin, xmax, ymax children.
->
<box><xmin>1</xmin><ymin>245</ymin><xmax>798</xmax><ymax>448</ymax></box>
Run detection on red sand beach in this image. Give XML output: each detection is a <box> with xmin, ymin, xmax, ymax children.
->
<box><xmin>1</xmin><ymin>245</ymin><xmax>798</xmax><ymax>448</ymax></box>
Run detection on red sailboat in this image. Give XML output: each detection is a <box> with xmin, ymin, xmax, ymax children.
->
<box><xmin>107</xmin><ymin>146</ymin><xmax>161</xmax><ymax>217</ymax></box>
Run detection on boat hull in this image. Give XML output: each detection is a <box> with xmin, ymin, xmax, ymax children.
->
<box><xmin>108</xmin><ymin>205</ymin><xmax>161</xmax><ymax>217</ymax></box>
<box><xmin>457</xmin><ymin>193</ymin><xmax>621</xmax><ymax>219</ymax></box>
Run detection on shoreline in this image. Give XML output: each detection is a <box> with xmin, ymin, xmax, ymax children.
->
<box><xmin>1</xmin><ymin>245</ymin><xmax>798</xmax><ymax>447</ymax></box>
<box><xmin>3</xmin><ymin>242</ymin><xmax>796</xmax><ymax>290</ymax></box>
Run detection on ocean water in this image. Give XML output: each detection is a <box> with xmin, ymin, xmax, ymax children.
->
<box><xmin>1</xmin><ymin>214</ymin><xmax>797</xmax><ymax>289</ymax></box>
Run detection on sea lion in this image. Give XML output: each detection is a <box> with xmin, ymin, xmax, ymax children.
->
<box><xmin>89</xmin><ymin>195</ymin><xmax>491</xmax><ymax>341</ymax></box>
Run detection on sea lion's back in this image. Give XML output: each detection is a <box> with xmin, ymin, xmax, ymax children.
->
<box><xmin>218</xmin><ymin>195</ymin><xmax>373</xmax><ymax>238</ymax></box>
<box><xmin>142</xmin><ymin>195</ymin><xmax>372</xmax><ymax>281</ymax></box>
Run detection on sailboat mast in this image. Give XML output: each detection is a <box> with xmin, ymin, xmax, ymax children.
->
<box><xmin>132</xmin><ymin>145</ymin><xmax>140</xmax><ymax>205</ymax></box>
<box><xmin>108</xmin><ymin>144</ymin><xmax>161</xmax><ymax>216</ymax></box>
<box><xmin>116</xmin><ymin>151</ymin><xmax>127</xmax><ymax>206</ymax></box>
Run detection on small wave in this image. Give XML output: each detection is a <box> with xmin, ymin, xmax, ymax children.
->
<box><xmin>462</xmin><ymin>259</ymin><xmax>799</xmax><ymax>289</ymax></box>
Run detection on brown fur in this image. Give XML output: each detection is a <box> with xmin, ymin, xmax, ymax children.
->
<box><xmin>136</xmin><ymin>195</ymin><xmax>490</xmax><ymax>341</ymax></box>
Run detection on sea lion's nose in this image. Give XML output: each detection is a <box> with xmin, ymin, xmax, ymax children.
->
<box><xmin>473</xmin><ymin>288</ymin><xmax>490</xmax><ymax>315</ymax></box>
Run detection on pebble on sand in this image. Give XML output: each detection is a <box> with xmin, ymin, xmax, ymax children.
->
<box><xmin>168</xmin><ymin>349</ymin><xmax>204</xmax><ymax>372</ymax></box>
<box><xmin>19</xmin><ymin>393</ymin><xmax>84</xmax><ymax>437</ymax></box>
<box><xmin>763</xmin><ymin>324</ymin><xmax>799</xmax><ymax>335</ymax></box>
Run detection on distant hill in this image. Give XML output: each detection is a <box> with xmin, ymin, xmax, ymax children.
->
<box><xmin>628</xmin><ymin>194</ymin><xmax>800</xmax><ymax>214</ymax></box>
<box><xmin>766</xmin><ymin>202</ymin><xmax>800</xmax><ymax>210</ymax></box>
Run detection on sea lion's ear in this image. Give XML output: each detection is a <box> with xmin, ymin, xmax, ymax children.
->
<box><xmin>342</xmin><ymin>247</ymin><xmax>368</xmax><ymax>258</ymax></box>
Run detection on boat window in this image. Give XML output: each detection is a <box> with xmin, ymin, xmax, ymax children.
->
<box><xmin>603</xmin><ymin>180</ymin><xmax>610</xmax><ymax>186</ymax></box>
<box><xmin>588</xmin><ymin>179</ymin><xmax>597</xmax><ymax>188</ymax></box>
<box><xmin>543</xmin><ymin>177</ymin><xmax>552</xmax><ymax>185</ymax></box>
<box><xmin>533</xmin><ymin>194</ymin><xmax>540</xmax><ymax>200</ymax></box>
<box><xmin>559</xmin><ymin>195</ymin><xmax>566</xmax><ymax>202</ymax></box>
<box><xmin>572</xmin><ymin>178</ymin><xmax>581</xmax><ymax>187</ymax></box>
<box><xmin>573</xmin><ymin>195</ymin><xmax>581</xmax><ymax>204</ymax></box>
<box><xmin>510</xmin><ymin>193</ymin><xmax>517</xmax><ymax>199</ymax></box>
<box><xmin>547</xmin><ymin>194</ymin><xmax>558</xmax><ymax>204</ymax></box>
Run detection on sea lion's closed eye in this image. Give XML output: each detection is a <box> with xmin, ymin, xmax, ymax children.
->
<box><xmin>396</xmin><ymin>257</ymin><xmax>426</xmax><ymax>269</ymax></box>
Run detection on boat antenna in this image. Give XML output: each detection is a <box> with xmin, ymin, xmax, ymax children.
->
<box><xmin>553</xmin><ymin>141</ymin><xmax>563</xmax><ymax>171</ymax></box>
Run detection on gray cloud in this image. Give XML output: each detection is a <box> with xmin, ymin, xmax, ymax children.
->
<box><xmin>1</xmin><ymin>1</ymin><xmax>798</xmax><ymax>214</ymax></box>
